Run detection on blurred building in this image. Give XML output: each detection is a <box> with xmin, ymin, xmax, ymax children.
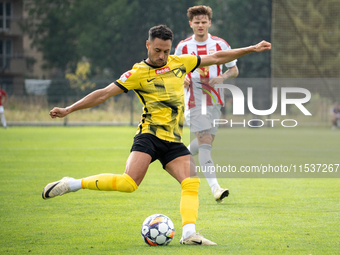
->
<box><xmin>0</xmin><ymin>0</ymin><xmax>26</xmax><ymax>95</ymax></box>
<box><xmin>0</xmin><ymin>0</ymin><xmax>49</xmax><ymax>95</ymax></box>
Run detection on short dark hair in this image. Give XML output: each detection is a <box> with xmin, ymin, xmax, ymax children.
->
<box><xmin>187</xmin><ymin>5</ymin><xmax>212</xmax><ymax>21</ymax></box>
<box><xmin>148</xmin><ymin>25</ymin><xmax>173</xmax><ymax>42</ymax></box>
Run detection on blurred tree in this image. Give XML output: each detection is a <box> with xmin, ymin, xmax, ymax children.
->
<box><xmin>24</xmin><ymin>0</ymin><xmax>273</xmax><ymax>78</ymax></box>
<box><xmin>23</xmin><ymin>0</ymin><xmax>196</xmax><ymax>78</ymax></box>
<box><xmin>73</xmin><ymin>0</ymin><xmax>197</xmax><ymax>77</ymax></box>
<box><xmin>23</xmin><ymin>0</ymin><xmax>79</xmax><ymax>73</ymax></box>
<box><xmin>273</xmin><ymin>0</ymin><xmax>340</xmax><ymax>78</ymax></box>
<box><xmin>65</xmin><ymin>59</ymin><xmax>95</xmax><ymax>91</ymax></box>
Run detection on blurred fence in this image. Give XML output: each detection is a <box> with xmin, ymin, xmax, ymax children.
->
<box><xmin>5</xmin><ymin>79</ymin><xmax>141</xmax><ymax>126</ymax></box>
<box><xmin>3</xmin><ymin>78</ymin><xmax>336</xmax><ymax>127</ymax></box>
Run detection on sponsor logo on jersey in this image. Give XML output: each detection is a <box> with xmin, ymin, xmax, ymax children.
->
<box><xmin>155</xmin><ymin>66</ymin><xmax>170</xmax><ymax>75</ymax></box>
<box><xmin>119</xmin><ymin>71</ymin><xmax>132</xmax><ymax>83</ymax></box>
<box><xmin>197</xmin><ymin>47</ymin><xmax>206</xmax><ymax>51</ymax></box>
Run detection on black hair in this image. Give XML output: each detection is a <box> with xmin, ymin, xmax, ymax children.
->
<box><xmin>148</xmin><ymin>25</ymin><xmax>173</xmax><ymax>42</ymax></box>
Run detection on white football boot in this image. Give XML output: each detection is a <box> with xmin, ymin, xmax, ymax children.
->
<box><xmin>180</xmin><ymin>232</ymin><xmax>217</xmax><ymax>245</ymax></box>
<box><xmin>214</xmin><ymin>187</ymin><xmax>229</xmax><ymax>203</ymax></box>
<box><xmin>42</xmin><ymin>177</ymin><xmax>73</xmax><ymax>199</ymax></box>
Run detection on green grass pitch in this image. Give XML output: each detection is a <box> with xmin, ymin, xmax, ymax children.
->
<box><xmin>0</xmin><ymin>126</ymin><xmax>339</xmax><ymax>254</ymax></box>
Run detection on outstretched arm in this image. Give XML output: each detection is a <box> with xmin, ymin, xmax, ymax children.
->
<box><xmin>49</xmin><ymin>83</ymin><xmax>124</xmax><ymax>118</ymax></box>
<box><xmin>199</xmin><ymin>40</ymin><xmax>271</xmax><ymax>67</ymax></box>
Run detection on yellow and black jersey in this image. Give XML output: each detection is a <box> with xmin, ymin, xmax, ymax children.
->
<box><xmin>114</xmin><ymin>54</ymin><xmax>200</xmax><ymax>142</ymax></box>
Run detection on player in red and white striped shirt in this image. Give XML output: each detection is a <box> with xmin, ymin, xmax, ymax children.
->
<box><xmin>0</xmin><ymin>87</ymin><xmax>7</xmax><ymax>128</ymax></box>
<box><xmin>175</xmin><ymin>5</ymin><xmax>239</xmax><ymax>203</ymax></box>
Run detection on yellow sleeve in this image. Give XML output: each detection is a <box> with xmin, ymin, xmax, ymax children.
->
<box><xmin>177</xmin><ymin>55</ymin><xmax>201</xmax><ymax>74</ymax></box>
<box><xmin>114</xmin><ymin>67</ymin><xmax>141</xmax><ymax>92</ymax></box>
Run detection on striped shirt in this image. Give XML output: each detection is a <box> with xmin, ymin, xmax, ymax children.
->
<box><xmin>174</xmin><ymin>34</ymin><xmax>237</xmax><ymax>110</ymax></box>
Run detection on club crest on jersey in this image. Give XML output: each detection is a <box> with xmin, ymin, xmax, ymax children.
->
<box><xmin>119</xmin><ymin>71</ymin><xmax>132</xmax><ymax>83</ymax></box>
<box><xmin>209</xmin><ymin>49</ymin><xmax>215</xmax><ymax>55</ymax></box>
<box><xmin>155</xmin><ymin>66</ymin><xmax>170</xmax><ymax>75</ymax></box>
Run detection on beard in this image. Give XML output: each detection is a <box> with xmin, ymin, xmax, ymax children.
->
<box><xmin>149</xmin><ymin>58</ymin><xmax>166</xmax><ymax>67</ymax></box>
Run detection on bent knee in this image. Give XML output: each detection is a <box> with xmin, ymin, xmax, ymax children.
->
<box><xmin>121</xmin><ymin>184</ymin><xmax>138</xmax><ymax>193</ymax></box>
<box><xmin>117</xmin><ymin>173</ymin><xmax>138</xmax><ymax>193</ymax></box>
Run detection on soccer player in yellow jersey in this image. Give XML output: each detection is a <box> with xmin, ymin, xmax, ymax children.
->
<box><xmin>43</xmin><ymin>25</ymin><xmax>271</xmax><ymax>245</ymax></box>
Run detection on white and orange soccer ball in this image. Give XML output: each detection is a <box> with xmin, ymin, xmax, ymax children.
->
<box><xmin>141</xmin><ymin>214</ymin><xmax>175</xmax><ymax>246</ymax></box>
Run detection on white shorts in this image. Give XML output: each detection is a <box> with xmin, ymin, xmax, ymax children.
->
<box><xmin>0</xmin><ymin>106</ymin><xmax>4</xmax><ymax>114</ymax></box>
<box><xmin>185</xmin><ymin>105</ymin><xmax>221</xmax><ymax>135</ymax></box>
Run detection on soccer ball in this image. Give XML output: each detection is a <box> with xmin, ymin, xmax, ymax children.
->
<box><xmin>141</xmin><ymin>214</ymin><xmax>175</xmax><ymax>246</ymax></box>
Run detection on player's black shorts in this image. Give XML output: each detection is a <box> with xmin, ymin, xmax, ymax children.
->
<box><xmin>131</xmin><ymin>133</ymin><xmax>190</xmax><ymax>169</ymax></box>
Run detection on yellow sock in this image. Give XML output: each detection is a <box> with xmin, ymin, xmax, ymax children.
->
<box><xmin>180</xmin><ymin>177</ymin><xmax>200</xmax><ymax>226</ymax></box>
<box><xmin>81</xmin><ymin>173</ymin><xmax>138</xmax><ymax>193</ymax></box>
